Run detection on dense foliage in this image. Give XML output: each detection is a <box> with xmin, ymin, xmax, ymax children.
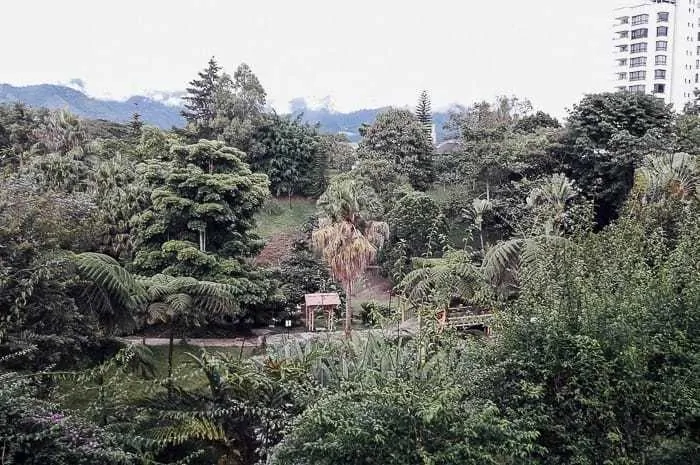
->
<box><xmin>2</xmin><ymin>67</ymin><xmax>699</xmax><ymax>465</ymax></box>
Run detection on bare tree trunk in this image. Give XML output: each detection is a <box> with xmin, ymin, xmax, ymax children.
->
<box><xmin>199</xmin><ymin>229</ymin><xmax>206</xmax><ymax>252</ymax></box>
<box><xmin>167</xmin><ymin>325</ymin><xmax>175</xmax><ymax>396</ymax></box>
<box><xmin>344</xmin><ymin>281</ymin><xmax>353</xmax><ymax>337</ymax></box>
<box><xmin>479</xmin><ymin>226</ymin><xmax>485</xmax><ymax>255</ymax></box>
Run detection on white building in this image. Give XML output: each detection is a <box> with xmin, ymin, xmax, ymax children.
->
<box><xmin>612</xmin><ymin>0</ymin><xmax>699</xmax><ymax>110</ymax></box>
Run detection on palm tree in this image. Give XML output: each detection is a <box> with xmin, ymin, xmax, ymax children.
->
<box><xmin>74</xmin><ymin>253</ymin><xmax>239</xmax><ymax>384</ymax></box>
<box><xmin>140</xmin><ymin>274</ymin><xmax>238</xmax><ymax>382</ymax></box>
<box><xmin>74</xmin><ymin>252</ymin><xmax>146</xmax><ymax>335</ymax></box>
<box><xmin>637</xmin><ymin>152</ymin><xmax>699</xmax><ymax>203</ymax></box>
<box><xmin>483</xmin><ymin>174</ymin><xmax>578</xmax><ymax>296</ymax></box>
<box><xmin>398</xmin><ymin>249</ymin><xmax>482</xmax><ymax>308</ymax></box>
<box><xmin>312</xmin><ymin>180</ymin><xmax>389</xmax><ymax>336</ymax></box>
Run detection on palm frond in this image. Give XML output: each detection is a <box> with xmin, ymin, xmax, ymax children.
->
<box><xmin>151</xmin><ymin>418</ymin><xmax>227</xmax><ymax>445</ymax></box>
<box><xmin>74</xmin><ymin>252</ymin><xmax>147</xmax><ymax>310</ymax></box>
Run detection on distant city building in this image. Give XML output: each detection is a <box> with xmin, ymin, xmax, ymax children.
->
<box><xmin>612</xmin><ymin>0</ymin><xmax>700</xmax><ymax>110</ymax></box>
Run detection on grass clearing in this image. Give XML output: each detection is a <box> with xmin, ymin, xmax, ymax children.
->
<box><xmin>254</xmin><ymin>196</ymin><xmax>317</xmax><ymax>240</ymax></box>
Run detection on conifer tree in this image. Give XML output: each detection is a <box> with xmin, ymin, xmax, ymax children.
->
<box><xmin>129</xmin><ymin>112</ymin><xmax>144</xmax><ymax>140</ymax></box>
<box><xmin>415</xmin><ymin>90</ymin><xmax>433</xmax><ymax>141</ymax></box>
<box><xmin>181</xmin><ymin>57</ymin><xmax>222</xmax><ymax>140</ymax></box>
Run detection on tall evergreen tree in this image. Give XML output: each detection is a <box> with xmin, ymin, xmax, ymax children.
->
<box><xmin>181</xmin><ymin>57</ymin><xmax>222</xmax><ymax>140</ymax></box>
<box><xmin>415</xmin><ymin>90</ymin><xmax>433</xmax><ymax>141</ymax></box>
<box><xmin>129</xmin><ymin>112</ymin><xmax>144</xmax><ymax>141</ymax></box>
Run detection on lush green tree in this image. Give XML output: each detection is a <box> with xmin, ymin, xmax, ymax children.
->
<box><xmin>514</xmin><ymin>110</ymin><xmax>560</xmax><ymax>133</ymax></box>
<box><xmin>312</xmin><ymin>179</ymin><xmax>389</xmax><ymax>335</ymax></box>
<box><xmin>349</xmin><ymin>158</ymin><xmax>407</xmax><ymax>210</ymax></box>
<box><xmin>674</xmin><ymin>113</ymin><xmax>700</xmax><ymax>156</ymax></box>
<box><xmin>387</xmin><ymin>191</ymin><xmax>448</xmax><ymax>257</ymax></box>
<box><xmin>75</xmin><ymin>252</ymin><xmax>240</xmax><ymax>386</ymax></box>
<box><xmin>88</xmin><ymin>155</ymin><xmax>150</xmax><ymax>260</ymax></box>
<box><xmin>32</xmin><ymin>109</ymin><xmax>88</xmax><ymax>155</ymax></box>
<box><xmin>358</xmin><ymin>108</ymin><xmax>434</xmax><ymax>190</ymax></box>
<box><xmin>132</xmin><ymin>140</ymin><xmax>270</xmax><ymax>276</ymax></box>
<box><xmin>128</xmin><ymin>112</ymin><xmax>144</xmax><ymax>141</ymax></box>
<box><xmin>0</xmin><ymin>103</ymin><xmax>44</xmax><ymax>171</ymax></box>
<box><xmin>398</xmin><ymin>248</ymin><xmax>483</xmax><ymax>307</ymax></box>
<box><xmin>566</xmin><ymin>92</ymin><xmax>672</xmax><ymax>146</ymax></box>
<box><xmin>248</xmin><ymin>114</ymin><xmax>326</xmax><ymax>199</ymax></box>
<box><xmin>488</xmin><ymin>200</ymin><xmax>700</xmax><ymax>465</ymax></box>
<box><xmin>446</xmin><ymin>95</ymin><xmax>532</xmax><ymax>142</ymax></box>
<box><xmin>0</xmin><ymin>179</ymin><xmax>133</xmax><ymax>370</ymax></box>
<box><xmin>214</xmin><ymin>63</ymin><xmax>267</xmax><ymax>150</ymax></box>
<box><xmin>320</xmin><ymin>132</ymin><xmax>357</xmax><ymax>172</ymax></box>
<box><xmin>181</xmin><ymin>57</ymin><xmax>222</xmax><ymax>140</ymax></box>
<box><xmin>551</xmin><ymin>92</ymin><xmax>674</xmax><ymax>226</ymax></box>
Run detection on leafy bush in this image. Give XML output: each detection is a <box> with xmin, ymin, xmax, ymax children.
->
<box><xmin>387</xmin><ymin>191</ymin><xmax>449</xmax><ymax>257</ymax></box>
<box><xmin>359</xmin><ymin>301</ymin><xmax>392</xmax><ymax>326</ymax></box>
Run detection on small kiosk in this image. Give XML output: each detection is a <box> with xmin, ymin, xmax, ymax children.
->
<box><xmin>303</xmin><ymin>292</ymin><xmax>341</xmax><ymax>331</ymax></box>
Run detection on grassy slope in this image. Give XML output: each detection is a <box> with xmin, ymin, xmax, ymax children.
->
<box><xmin>254</xmin><ymin>197</ymin><xmax>317</xmax><ymax>240</ymax></box>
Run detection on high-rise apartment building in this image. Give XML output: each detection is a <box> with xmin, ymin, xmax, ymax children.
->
<box><xmin>613</xmin><ymin>0</ymin><xmax>699</xmax><ymax>110</ymax></box>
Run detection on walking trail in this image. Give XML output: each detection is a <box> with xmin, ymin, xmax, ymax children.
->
<box><xmin>122</xmin><ymin>320</ymin><xmax>419</xmax><ymax>349</ymax></box>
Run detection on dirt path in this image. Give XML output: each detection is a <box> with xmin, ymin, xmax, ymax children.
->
<box><xmin>253</xmin><ymin>231</ymin><xmax>298</xmax><ymax>266</ymax></box>
<box><xmin>350</xmin><ymin>270</ymin><xmax>394</xmax><ymax>310</ymax></box>
<box><xmin>121</xmin><ymin>321</ymin><xmax>419</xmax><ymax>349</ymax></box>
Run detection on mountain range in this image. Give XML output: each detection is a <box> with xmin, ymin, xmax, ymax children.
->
<box><xmin>0</xmin><ymin>83</ymin><xmax>452</xmax><ymax>142</ymax></box>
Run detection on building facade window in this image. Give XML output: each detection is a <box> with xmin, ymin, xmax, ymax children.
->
<box><xmin>632</xmin><ymin>28</ymin><xmax>649</xmax><ymax>39</ymax></box>
<box><xmin>655</xmin><ymin>69</ymin><xmax>667</xmax><ymax>79</ymax></box>
<box><xmin>657</xmin><ymin>26</ymin><xmax>669</xmax><ymax>37</ymax></box>
<box><xmin>619</xmin><ymin>16</ymin><xmax>630</xmax><ymax>25</ymax></box>
<box><xmin>653</xmin><ymin>83</ymin><xmax>666</xmax><ymax>93</ymax></box>
<box><xmin>630</xmin><ymin>56</ymin><xmax>647</xmax><ymax>67</ymax></box>
<box><xmin>618</xmin><ymin>72</ymin><xmax>628</xmax><ymax>80</ymax></box>
<box><xmin>618</xmin><ymin>58</ymin><xmax>628</xmax><ymax>66</ymax></box>
<box><xmin>630</xmin><ymin>70</ymin><xmax>647</xmax><ymax>81</ymax></box>
<box><xmin>657</xmin><ymin>12</ymin><xmax>670</xmax><ymax>22</ymax></box>
<box><xmin>632</xmin><ymin>14</ymin><xmax>649</xmax><ymax>25</ymax></box>
<box><xmin>631</xmin><ymin>42</ymin><xmax>647</xmax><ymax>53</ymax></box>
<box><xmin>657</xmin><ymin>41</ymin><xmax>668</xmax><ymax>51</ymax></box>
<box><xmin>618</xmin><ymin>30</ymin><xmax>629</xmax><ymax>39</ymax></box>
<box><xmin>655</xmin><ymin>55</ymin><xmax>668</xmax><ymax>65</ymax></box>
<box><xmin>629</xmin><ymin>85</ymin><xmax>646</xmax><ymax>93</ymax></box>
<box><xmin>618</xmin><ymin>44</ymin><xmax>629</xmax><ymax>52</ymax></box>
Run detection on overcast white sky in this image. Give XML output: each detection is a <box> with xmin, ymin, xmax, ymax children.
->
<box><xmin>1</xmin><ymin>0</ymin><xmax>614</xmax><ymax>116</ymax></box>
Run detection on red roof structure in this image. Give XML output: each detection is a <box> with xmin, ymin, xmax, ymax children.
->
<box><xmin>304</xmin><ymin>293</ymin><xmax>341</xmax><ymax>307</ymax></box>
<box><xmin>303</xmin><ymin>293</ymin><xmax>341</xmax><ymax>331</ymax></box>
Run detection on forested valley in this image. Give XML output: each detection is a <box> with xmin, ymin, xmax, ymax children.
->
<box><xmin>1</xmin><ymin>58</ymin><xmax>698</xmax><ymax>464</ymax></box>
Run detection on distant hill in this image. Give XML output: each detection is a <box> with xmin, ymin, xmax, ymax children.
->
<box><xmin>0</xmin><ymin>84</ymin><xmax>185</xmax><ymax>129</ymax></box>
<box><xmin>0</xmin><ymin>83</ymin><xmax>454</xmax><ymax>141</ymax></box>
